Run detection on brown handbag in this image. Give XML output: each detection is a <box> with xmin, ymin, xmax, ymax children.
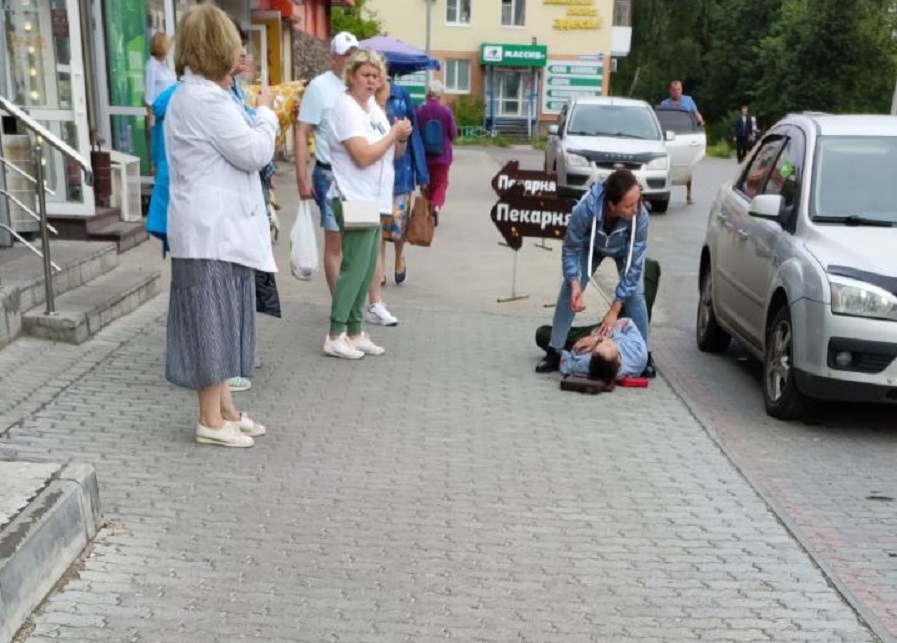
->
<box><xmin>406</xmin><ymin>191</ymin><xmax>435</xmax><ymax>247</ymax></box>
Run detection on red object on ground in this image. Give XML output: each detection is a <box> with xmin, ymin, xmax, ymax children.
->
<box><xmin>618</xmin><ymin>377</ymin><xmax>650</xmax><ymax>388</ymax></box>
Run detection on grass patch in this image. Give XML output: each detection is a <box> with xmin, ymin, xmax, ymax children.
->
<box><xmin>707</xmin><ymin>140</ymin><xmax>734</xmax><ymax>158</ymax></box>
<box><xmin>455</xmin><ymin>134</ymin><xmax>512</xmax><ymax>148</ymax></box>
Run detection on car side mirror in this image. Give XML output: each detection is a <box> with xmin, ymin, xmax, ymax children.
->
<box><xmin>749</xmin><ymin>194</ymin><xmax>784</xmax><ymax>220</ymax></box>
<box><xmin>548</xmin><ymin>124</ymin><xmax>559</xmax><ymax>136</ymax></box>
<box><xmin>664</xmin><ymin>130</ymin><xmax>676</xmax><ymax>142</ymax></box>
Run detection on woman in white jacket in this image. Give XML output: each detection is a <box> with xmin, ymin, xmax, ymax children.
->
<box><xmin>164</xmin><ymin>5</ymin><xmax>278</xmax><ymax>448</ymax></box>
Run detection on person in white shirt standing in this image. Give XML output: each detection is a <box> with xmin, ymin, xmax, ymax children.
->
<box><xmin>323</xmin><ymin>50</ymin><xmax>412</xmax><ymax>359</ymax></box>
<box><xmin>144</xmin><ymin>32</ymin><xmax>176</xmax><ymax>129</ymax></box>
<box><xmin>164</xmin><ymin>4</ymin><xmax>278</xmax><ymax>448</ymax></box>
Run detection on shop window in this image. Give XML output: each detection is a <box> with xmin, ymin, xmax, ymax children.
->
<box><xmin>446</xmin><ymin>0</ymin><xmax>471</xmax><ymax>25</ymax></box>
<box><xmin>445</xmin><ymin>60</ymin><xmax>471</xmax><ymax>94</ymax></box>
<box><xmin>501</xmin><ymin>0</ymin><xmax>525</xmax><ymax>26</ymax></box>
<box><xmin>613</xmin><ymin>0</ymin><xmax>632</xmax><ymax>27</ymax></box>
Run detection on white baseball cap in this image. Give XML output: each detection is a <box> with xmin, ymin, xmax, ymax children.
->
<box><xmin>331</xmin><ymin>32</ymin><xmax>360</xmax><ymax>55</ymax></box>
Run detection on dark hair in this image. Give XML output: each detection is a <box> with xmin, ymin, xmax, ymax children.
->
<box><xmin>588</xmin><ymin>351</ymin><xmax>621</xmax><ymax>385</ymax></box>
<box><xmin>230</xmin><ymin>17</ymin><xmax>249</xmax><ymax>45</ymax></box>
<box><xmin>604</xmin><ymin>169</ymin><xmax>640</xmax><ymax>205</ymax></box>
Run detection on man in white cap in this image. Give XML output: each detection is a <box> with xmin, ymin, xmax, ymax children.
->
<box><xmin>296</xmin><ymin>32</ymin><xmax>360</xmax><ymax>293</ymax></box>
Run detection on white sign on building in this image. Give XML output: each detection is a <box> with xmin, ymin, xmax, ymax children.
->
<box><xmin>541</xmin><ymin>57</ymin><xmax>604</xmax><ymax>116</ymax></box>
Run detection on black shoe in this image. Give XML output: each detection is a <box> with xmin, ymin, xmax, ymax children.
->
<box><xmin>433</xmin><ymin>209</ymin><xmax>439</xmax><ymax>227</ymax></box>
<box><xmin>641</xmin><ymin>352</ymin><xmax>657</xmax><ymax>379</ymax></box>
<box><xmin>535</xmin><ymin>350</ymin><xmax>560</xmax><ymax>373</ymax></box>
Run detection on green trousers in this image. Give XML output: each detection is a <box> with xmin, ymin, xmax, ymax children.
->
<box><xmin>329</xmin><ymin>199</ymin><xmax>381</xmax><ymax>336</ymax></box>
<box><xmin>535</xmin><ymin>257</ymin><xmax>661</xmax><ymax>352</ymax></box>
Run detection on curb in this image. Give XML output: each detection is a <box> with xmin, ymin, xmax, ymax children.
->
<box><xmin>0</xmin><ymin>463</ymin><xmax>102</xmax><ymax>643</ymax></box>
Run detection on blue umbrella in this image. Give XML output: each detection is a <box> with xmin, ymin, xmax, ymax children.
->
<box><xmin>359</xmin><ymin>35</ymin><xmax>441</xmax><ymax>75</ymax></box>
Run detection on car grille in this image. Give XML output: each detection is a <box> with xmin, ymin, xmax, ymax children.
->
<box><xmin>855</xmin><ymin>354</ymin><xmax>895</xmax><ymax>373</ymax></box>
<box><xmin>594</xmin><ymin>161</ymin><xmax>643</xmax><ymax>171</ymax></box>
<box><xmin>567</xmin><ymin>174</ymin><xmax>590</xmax><ymax>186</ymax></box>
<box><xmin>646</xmin><ymin>178</ymin><xmax>666</xmax><ymax>189</ymax></box>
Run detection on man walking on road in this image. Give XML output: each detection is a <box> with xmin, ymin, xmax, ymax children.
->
<box><xmin>734</xmin><ymin>105</ymin><xmax>756</xmax><ymax>163</ymax></box>
<box><xmin>295</xmin><ymin>32</ymin><xmax>359</xmax><ymax>293</ymax></box>
<box><xmin>660</xmin><ymin>80</ymin><xmax>704</xmax><ymax>204</ymax></box>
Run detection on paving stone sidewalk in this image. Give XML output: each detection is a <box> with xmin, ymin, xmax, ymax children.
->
<box><xmin>0</xmin><ymin>293</ymin><xmax>878</xmax><ymax>642</ymax></box>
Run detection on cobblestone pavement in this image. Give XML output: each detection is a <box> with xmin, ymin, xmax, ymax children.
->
<box><xmin>0</xmin><ymin>150</ymin><xmax>881</xmax><ymax>642</ymax></box>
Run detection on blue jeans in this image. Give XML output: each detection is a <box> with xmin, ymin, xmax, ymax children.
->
<box><xmin>312</xmin><ymin>164</ymin><xmax>339</xmax><ymax>232</ymax></box>
<box><xmin>549</xmin><ymin>250</ymin><xmax>649</xmax><ymax>351</ymax></box>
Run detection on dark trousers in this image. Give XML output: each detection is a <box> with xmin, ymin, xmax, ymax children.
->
<box><xmin>736</xmin><ymin>137</ymin><xmax>751</xmax><ymax>163</ymax></box>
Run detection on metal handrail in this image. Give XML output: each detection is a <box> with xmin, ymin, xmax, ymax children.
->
<box><xmin>0</xmin><ymin>94</ymin><xmax>95</xmax><ymax>314</ymax></box>
<box><xmin>0</xmin><ymin>189</ymin><xmax>59</xmax><ymax>234</ymax></box>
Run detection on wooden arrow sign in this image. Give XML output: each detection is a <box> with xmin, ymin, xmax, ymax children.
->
<box><xmin>490</xmin><ymin>183</ymin><xmax>577</xmax><ymax>250</ymax></box>
<box><xmin>491</xmin><ymin>160</ymin><xmax>559</xmax><ymax>198</ymax></box>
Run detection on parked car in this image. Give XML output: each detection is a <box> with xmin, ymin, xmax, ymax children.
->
<box><xmin>696</xmin><ymin>112</ymin><xmax>897</xmax><ymax>419</ymax></box>
<box><xmin>544</xmin><ymin>96</ymin><xmax>675</xmax><ymax>211</ymax></box>
<box><xmin>654</xmin><ymin>106</ymin><xmax>706</xmax><ymax>189</ymax></box>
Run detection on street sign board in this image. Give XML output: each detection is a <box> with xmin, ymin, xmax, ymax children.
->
<box><xmin>541</xmin><ymin>57</ymin><xmax>603</xmax><ymax>115</ymax></box>
<box><xmin>394</xmin><ymin>70</ymin><xmax>427</xmax><ymax>105</ymax></box>
<box><xmin>490</xmin><ymin>182</ymin><xmax>577</xmax><ymax>250</ymax></box>
<box><xmin>480</xmin><ymin>43</ymin><xmax>548</xmax><ymax>68</ymax></box>
<box><xmin>490</xmin><ymin>161</ymin><xmax>558</xmax><ymax>198</ymax></box>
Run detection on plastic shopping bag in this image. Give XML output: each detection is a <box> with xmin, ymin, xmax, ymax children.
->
<box><xmin>290</xmin><ymin>200</ymin><xmax>318</xmax><ymax>281</ymax></box>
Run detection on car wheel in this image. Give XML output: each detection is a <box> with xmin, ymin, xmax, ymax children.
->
<box><xmin>763</xmin><ymin>306</ymin><xmax>807</xmax><ymax>420</ymax></box>
<box><xmin>696</xmin><ymin>269</ymin><xmax>731</xmax><ymax>353</ymax></box>
<box><xmin>649</xmin><ymin>197</ymin><xmax>669</xmax><ymax>213</ymax></box>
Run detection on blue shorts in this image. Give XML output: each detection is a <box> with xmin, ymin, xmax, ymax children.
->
<box><xmin>312</xmin><ymin>164</ymin><xmax>339</xmax><ymax>232</ymax></box>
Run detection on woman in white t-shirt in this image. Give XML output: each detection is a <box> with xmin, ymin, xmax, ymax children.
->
<box><xmin>324</xmin><ymin>50</ymin><xmax>413</xmax><ymax>359</ymax></box>
<box><xmin>144</xmin><ymin>32</ymin><xmax>176</xmax><ymax>128</ymax></box>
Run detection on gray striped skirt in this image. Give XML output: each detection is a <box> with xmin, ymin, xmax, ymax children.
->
<box><xmin>166</xmin><ymin>259</ymin><xmax>255</xmax><ymax>390</ymax></box>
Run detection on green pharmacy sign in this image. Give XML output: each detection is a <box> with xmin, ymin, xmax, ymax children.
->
<box><xmin>480</xmin><ymin>43</ymin><xmax>548</xmax><ymax>67</ymax></box>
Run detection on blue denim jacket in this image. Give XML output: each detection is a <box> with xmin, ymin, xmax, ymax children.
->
<box><xmin>559</xmin><ymin>319</ymin><xmax>649</xmax><ymax>379</ymax></box>
<box><xmin>562</xmin><ymin>181</ymin><xmax>650</xmax><ymax>304</ymax></box>
<box><xmin>386</xmin><ymin>83</ymin><xmax>429</xmax><ymax>195</ymax></box>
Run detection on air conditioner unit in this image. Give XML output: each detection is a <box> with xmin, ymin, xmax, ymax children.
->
<box><xmin>108</xmin><ymin>150</ymin><xmax>142</xmax><ymax>222</ymax></box>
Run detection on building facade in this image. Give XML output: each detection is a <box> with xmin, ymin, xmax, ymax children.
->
<box><xmin>367</xmin><ymin>0</ymin><xmax>632</xmax><ymax>135</ymax></box>
<box><xmin>0</xmin><ymin>0</ymin><xmax>317</xmax><ymax>225</ymax></box>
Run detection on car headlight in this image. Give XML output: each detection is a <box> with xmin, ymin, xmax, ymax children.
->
<box><xmin>565</xmin><ymin>151</ymin><xmax>589</xmax><ymax>167</ymax></box>
<box><xmin>646</xmin><ymin>156</ymin><xmax>669</xmax><ymax>170</ymax></box>
<box><xmin>829</xmin><ymin>274</ymin><xmax>897</xmax><ymax>321</ymax></box>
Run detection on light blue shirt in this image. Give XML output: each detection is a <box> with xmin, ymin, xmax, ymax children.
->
<box><xmin>298</xmin><ymin>70</ymin><xmax>346</xmax><ymax>164</ymax></box>
<box><xmin>660</xmin><ymin>95</ymin><xmax>698</xmax><ymax>113</ymax></box>
<box><xmin>559</xmin><ymin>319</ymin><xmax>649</xmax><ymax>379</ymax></box>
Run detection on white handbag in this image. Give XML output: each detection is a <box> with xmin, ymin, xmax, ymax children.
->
<box><xmin>333</xmin><ymin>160</ymin><xmax>383</xmax><ymax>230</ymax></box>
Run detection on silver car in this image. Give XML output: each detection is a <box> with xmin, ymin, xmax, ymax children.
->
<box><xmin>696</xmin><ymin>112</ymin><xmax>897</xmax><ymax>419</ymax></box>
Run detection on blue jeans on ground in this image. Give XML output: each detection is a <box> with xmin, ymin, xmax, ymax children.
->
<box><xmin>312</xmin><ymin>164</ymin><xmax>339</xmax><ymax>232</ymax></box>
<box><xmin>548</xmin><ymin>251</ymin><xmax>649</xmax><ymax>352</ymax></box>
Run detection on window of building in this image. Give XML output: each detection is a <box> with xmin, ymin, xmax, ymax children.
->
<box><xmin>445</xmin><ymin>59</ymin><xmax>471</xmax><ymax>94</ymax></box>
<box><xmin>446</xmin><ymin>0</ymin><xmax>471</xmax><ymax>25</ymax></box>
<box><xmin>613</xmin><ymin>0</ymin><xmax>632</xmax><ymax>27</ymax></box>
<box><xmin>501</xmin><ymin>0</ymin><xmax>525</xmax><ymax>26</ymax></box>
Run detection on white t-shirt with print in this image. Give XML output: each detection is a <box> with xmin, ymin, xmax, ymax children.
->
<box><xmin>327</xmin><ymin>93</ymin><xmax>395</xmax><ymax>214</ymax></box>
<box><xmin>298</xmin><ymin>70</ymin><xmax>345</xmax><ymax>164</ymax></box>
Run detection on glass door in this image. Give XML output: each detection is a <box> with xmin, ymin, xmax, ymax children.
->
<box><xmin>496</xmin><ymin>69</ymin><xmax>523</xmax><ymax>117</ymax></box>
<box><xmin>2</xmin><ymin>0</ymin><xmax>94</xmax><ymax>214</ymax></box>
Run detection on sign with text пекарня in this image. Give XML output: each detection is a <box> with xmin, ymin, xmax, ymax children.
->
<box><xmin>491</xmin><ymin>182</ymin><xmax>577</xmax><ymax>250</ymax></box>
<box><xmin>491</xmin><ymin>161</ymin><xmax>559</xmax><ymax>198</ymax></box>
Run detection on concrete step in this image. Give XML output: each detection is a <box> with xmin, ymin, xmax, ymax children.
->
<box><xmin>0</xmin><ymin>241</ymin><xmax>119</xmax><ymax>349</ymax></box>
<box><xmin>0</xmin><ymin>461</ymin><xmax>102</xmax><ymax>643</ymax></box>
<box><xmin>22</xmin><ymin>267</ymin><xmax>161</xmax><ymax>344</ymax></box>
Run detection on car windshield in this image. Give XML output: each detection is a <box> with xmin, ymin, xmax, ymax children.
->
<box><xmin>654</xmin><ymin>108</ymin><xmax>699</xmax><ymax>134</ymax></box>
<box><xmin>566</xmin><ymin>104</ymin><xmax>661</xmax><ymax>140</ymax></box>
<box><xmin>812</xmin><ymin>135</ymin><xmax>897</xmax><ymax>225</ymax></box>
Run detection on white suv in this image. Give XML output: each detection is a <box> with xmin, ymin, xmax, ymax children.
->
<box><xmin>696</xmin><ymin>112</ymin><xmax>897</xmax><ymax>419</ymax></box>
<box><xmin>544</xmin><ymin>96</ymin><xmax>703</xmax><ymax>212</ymax></box>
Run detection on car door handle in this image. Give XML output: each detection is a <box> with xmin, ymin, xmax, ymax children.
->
<box><xmin>716</xmin><ymin>213</ymin><xmax>732</xmax><ymax>228</ymax></box>
<box><xmin>736</xmin><ymin>229</ymin><xmax>749</xmax><ymax>239</ymax></box>
<box><xmin>690</xmin><ymin>141</ymin><xmax>701</xmax><ymax>146</ymax></box>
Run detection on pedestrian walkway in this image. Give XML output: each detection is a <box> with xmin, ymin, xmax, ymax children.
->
<box><xmin>0</xmin><ymin>149</ymin><xmax>877</xmax><ymax>642</ymax></box>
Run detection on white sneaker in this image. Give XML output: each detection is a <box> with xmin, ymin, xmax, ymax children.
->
<box><xmin>236</xmin><ymin>412</ymin><xmax>266</xmax><ymax>437</ymax></box>
<box><xmin>323</xmin><ymin>333</ymin><xmax>365</xmax><ymax>359</ymax></box>
<box><xmin>351</xmin><ymin>332</ymin><xmax>385</xmax><ymax>356</ymax></box>
<box><xmin>195</xmin><ymin>422</ymin><xmax>254</xmax><ymax>448</ymax></box>
<box><xmin>366</xmin><ymin>302</ymin><xmax>398</xmax><ymax>326</ymax></box>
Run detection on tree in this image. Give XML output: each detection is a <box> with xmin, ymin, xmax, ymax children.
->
<box><xmin>332</xmin><ymin>0</ymin><xmax>385</xmax><ymax>40</ymax></box>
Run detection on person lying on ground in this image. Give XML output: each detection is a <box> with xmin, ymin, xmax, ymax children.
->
<box><xmin>558</xmin><ymin>317</ymin><xmax>649</xmax><ymax>383</ymax></box>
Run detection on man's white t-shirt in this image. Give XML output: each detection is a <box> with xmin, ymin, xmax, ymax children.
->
<box><xmin>327</xmin><ymin>93</ymin><xmax>395</xmax><ymax>214</ymax></box>
<box><xmin>298</xmin><ymin>70</ymin><xmax>346</xmax><ymax>164</ymax></box>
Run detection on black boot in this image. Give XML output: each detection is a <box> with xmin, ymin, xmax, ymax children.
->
<box><xmin>641</xmin><ymin>352</ymin><xmax>657</xmax><ymax>379</ymax></box>
<box><xmin>535</xmin><ymin>349</ymin><xmax>560</xmax><ymax>373</ymax></box>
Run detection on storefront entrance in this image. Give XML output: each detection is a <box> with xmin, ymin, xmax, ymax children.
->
<box><xmin>493</xmin><ymin>69</ymin><xmax>524</xmax><ymax>118</ymax></box>
<box><xmin>2</xmin><ymin>0</ymin><xmax>94</xmax><ymax>215</ymax></box>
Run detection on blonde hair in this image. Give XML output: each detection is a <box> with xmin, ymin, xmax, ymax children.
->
<box><xmin>342</xmin><ymin>49</ymin><xmax>387</xmax><ymax>89</ymax></box>
<box><xmin>150</xmin><ymin>32</ymin><xmax>170</xmax><ymax>59</ymax></box>
<box><xmin>174</xmin><ymin>4</ymin><xmax>241</xmax><ymax>81</ymax></box>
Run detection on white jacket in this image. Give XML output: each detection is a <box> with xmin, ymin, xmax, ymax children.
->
<box><xmin>165</xmin><ymin>69</ymin><xmax>279</xmax><ymax>272</ymax></box>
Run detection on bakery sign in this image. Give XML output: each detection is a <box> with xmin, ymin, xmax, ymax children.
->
<box><xmin>490</xmin><ymin>182</ymin><xmax>577</xmax><ymax>250</ymax></box>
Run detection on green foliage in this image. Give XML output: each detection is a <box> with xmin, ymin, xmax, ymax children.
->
<box><xmin>707</xmin><ymin>140</ymin><xmax>734</xmax><ymax>158</ymax></box>
<box><xmin>331</xmin><ymin>0</ymin><xmax>384</xmax><ymax>41</ymax></box>
<box><xmin>449</xmin><ymin>95</ymin><xmax>485</xmax><ymax>127</ymax></box>
<box><xmin>612</xmin><ymin>0</ymin><xmax>897</xmax><ymax>129</ymax></box>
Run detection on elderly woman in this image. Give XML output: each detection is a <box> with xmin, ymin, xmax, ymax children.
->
<box><xmin>144</xmin><ymin>32</ymin><xmax>176</xmax><ymax>129</ymax></box>
<box><xmin>324</xmin><ymin>50</ymin><xmax>412</xmax><ymax>359</ymax></box>
<box><xmin>164</xmin><ymin>5</ymin><xmax>278</xmax><ymax>447</ymax></box>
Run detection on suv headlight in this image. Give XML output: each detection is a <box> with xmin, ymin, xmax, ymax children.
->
<box><xmin>829</xmin><ymin>274</ymin><xmax>897</xmax><ymax>321</ymax></box>
<box><xmin>565</xmin><ymin>151</ymin><xmax>589</xmax><ymax>167</ymax></box>
<box><xmin>646</xmin><ymin>156</ymin><xmax>669</xmax><ymax>170</ymax></box>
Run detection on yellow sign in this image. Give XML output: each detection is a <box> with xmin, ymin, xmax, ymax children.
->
<box><xmin>567</xmin><ymin>7</ymin><xmax>598</xmax><ymax>16</ymax></box>
<box><xmin>554</xmin><ymin>18</ymin><xmax>602</xmax><ymax>30</ymax></box>
<box><xmin>544</xmin><ymin>0</ymin><xmax>594</xmax><ymax>5</ymax></box>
